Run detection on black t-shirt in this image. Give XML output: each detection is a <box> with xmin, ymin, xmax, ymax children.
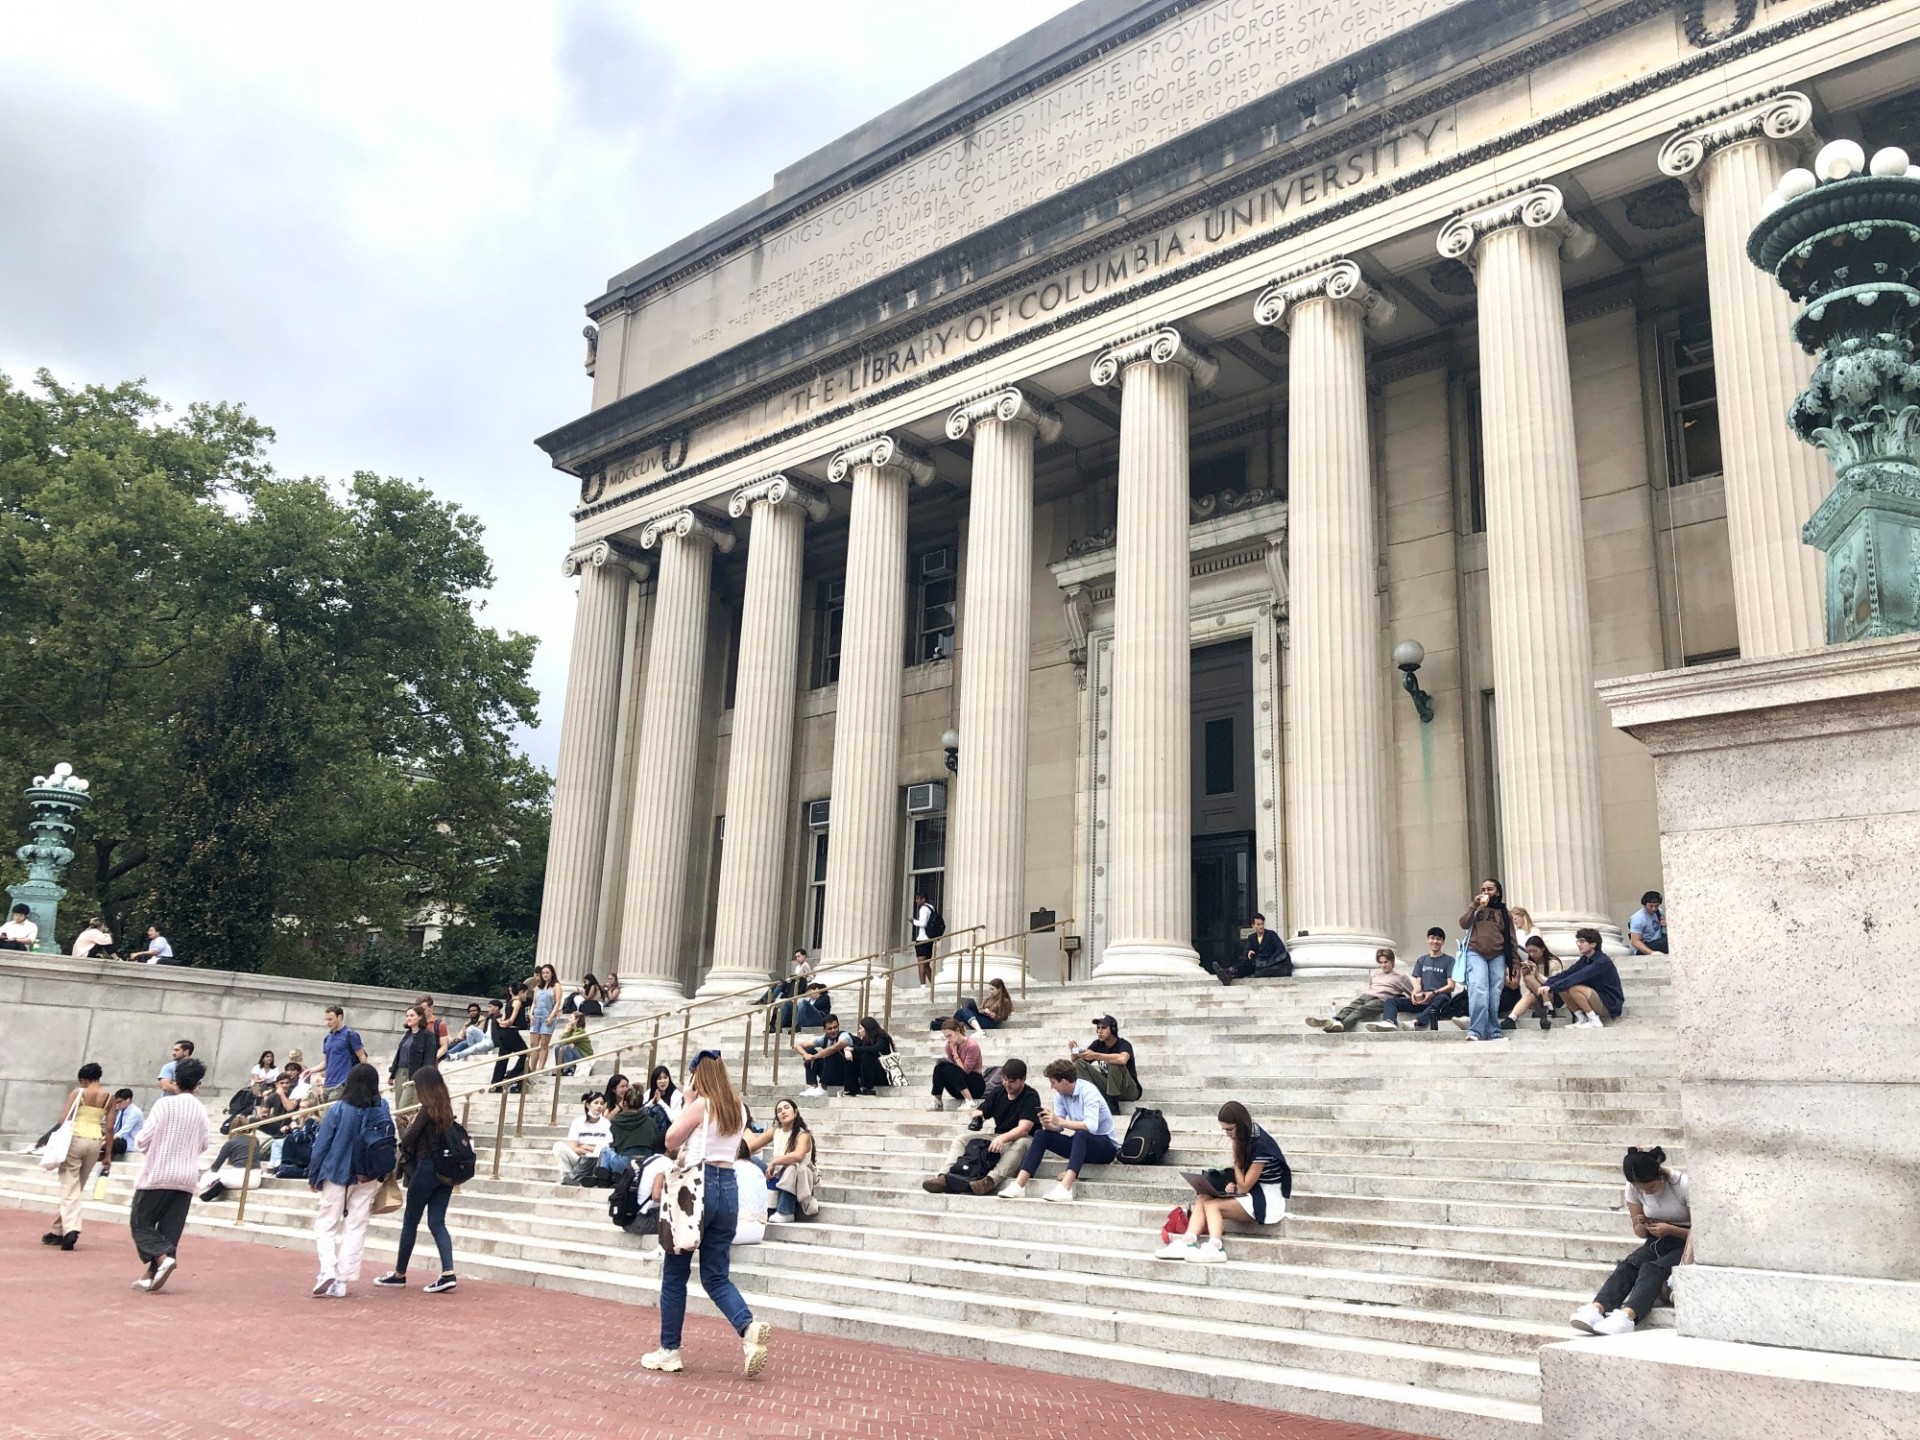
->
<box><xmin>1094</xmin><ymin>1033</ymin><xmax>1139</xmax><ymax>1085</ymax></box>
<box><xmin>980</xmin><ymin>1083</ymin><xmax>1043</xmax><ymax>1136</ymax></box>
<box><xmin>1248</xmin><ymin>1124</ymin><xmax>1292</xmax><ymax>1197</ymax></box>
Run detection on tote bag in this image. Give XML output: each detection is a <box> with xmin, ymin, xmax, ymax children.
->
<box><xmin>38</xmin><ymin>1094</ymin><xmax>81</xmax><ymax>1171</ymax></box>
<box><xmin>658</xmin><ymin>1117</ymin><xmax>708</xmax><ymax>1256</ymax></box>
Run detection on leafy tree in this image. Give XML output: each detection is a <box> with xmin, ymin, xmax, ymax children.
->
<box><xmin>0</xmin><ymin>370</ymin><xmax>548</xmax><ymax>974</ymax></box>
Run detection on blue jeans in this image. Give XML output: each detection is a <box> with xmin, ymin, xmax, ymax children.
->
<box><xmin>1465</xmin><ymin>953</ymin><xmax>1505</xmax><ymax>1040</ymax></box>
<box><xmin>659</xmin><ymin>1165</ymin><xmax>753</xmax><ymax>1351</ymax></box>
<box><xmin>395</xmin><ymin>1169</ymin><xmax>454</xmax><ymax>1274</ymax></box>
<box><xmin>1019</xmin><ymin>1128</ymin><xmax>1119</xmax><ymax>1178</ymax></box>
<box><xmin>951</xmin><ymin>1004</ymin><xmax>999</xmax><ymax>1030</ymax></box>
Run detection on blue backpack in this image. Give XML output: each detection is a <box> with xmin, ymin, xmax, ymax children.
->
<box><xmin>352</xmin><ymin>1103</ymin><xmax>397</xmax><ymax>1181</ymax></box>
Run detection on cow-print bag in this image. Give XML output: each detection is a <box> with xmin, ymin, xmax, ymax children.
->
<box><xmin>657</xmin><ymin>1117</ymin><xmax>708</xmax><ymax>1256</ymax></box>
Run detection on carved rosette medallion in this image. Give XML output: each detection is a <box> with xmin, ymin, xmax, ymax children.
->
<box><xmin>945</xmin><ymin>386</ymin><xmax>1064</xmax><ymax>444</ymax></box>
<box><xmin>1089</xmin><ymin>325</ymin><xmax>1219</xmax><ymax>390</ymax></box>
<box><xmin>1435</xmin><ymin>184</ymin><xmax>1596</xmax><ymax>272</ymax></box>
<box><xmin>1252</xmin><ymin>258</ymin><xmax>1397</xmax><ymax>331</ymax></box>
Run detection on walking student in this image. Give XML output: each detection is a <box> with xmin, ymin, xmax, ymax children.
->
<box><xmin>1572</xmin><ymin>1146</ymin><xmax>1690</xmax><ymax>1334</ymax></box>
<box><xmin>374</xmin><ymin>1066</ymin><xmax>461</xmax><ymax>1295</ymax></box>
<box><xmin>307</xmin><ymin>1061</ymin><xmax>393</xmax><ymax>1299</ymax></box>
<box><xmin>1458</xmin><ymin>877</ymin><xmax>1520</xmax><ymax>1043</ymax></box>
<box><xmin>389</xmin><ymin>1004</ymin><xmax>435</xmax><ymax>1110</ymax></box>
<box><xmin>911</xmin><ymin>891</ymin><xmax>937</xmax><ymax>988</ymax></box>
<box><xmin>129</xmin><ymin>1055</ymin><xmax>210</xmax><ymax>1292</ymax></box>
<box><xmin>642</xmin><ymin>1051</ymin><xmax>773</xmax><ymax>1379</ymax></box>
<box><xmin>44</xmin><ymin>1062</ymin><xmax>113</xmax><ymax>1251</ymax></box>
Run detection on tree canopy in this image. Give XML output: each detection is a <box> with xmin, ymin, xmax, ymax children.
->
<box><xmin>0</xmin><ymin>370</ymin><xmax>548</xmax><ymax>979</ymax></box>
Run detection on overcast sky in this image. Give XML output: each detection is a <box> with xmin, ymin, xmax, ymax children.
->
<box><xmin>1</xmin><ymin>1</ymin><xmax>1076</xmax><ymax>772</ymax></box>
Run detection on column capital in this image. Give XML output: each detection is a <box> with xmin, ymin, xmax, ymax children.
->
<box><xmin>1435</xmin><ymin>183</ymin><xmax>1596</xmax><ymax>271</ymax></box>
<box><xmin>1657</xmin><ymin>89</ymin><xmax>1815</xmax><ymax>197</ymax></box>
<box><xmin>728</xmin><ymin>473</ymin><xmax>829</xmax><ymax>522</ymax></box>
<box><xmin>945</xmin><ymin>386</ymin><xmax>1064</xmax><ymax>444</ymax></box>
<box><xmin>562</xmin><ymin>539</ymin><xmax>650</xmax><ymax>581</ymax></box>
<box><xmin>825</xmin><ymin>433</ymin><xmax>936</xmax><ymax>487</ymax></box>
<box><xmin>1090</xmin><ymin>325</ymin><xmax>1219</xmax><ymax>391</ymax></box>
<box><xmin>1253</xmin><ymin>258</ymin><xmax>1397</xmax><ymax>330</ymax></box>
<box><xmin>638</xmin><ymin>508</ymin><xmax>736</xmax><ymax>554</ymax></box>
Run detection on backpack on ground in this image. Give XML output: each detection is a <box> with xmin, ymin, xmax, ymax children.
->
<box><xmin>609</xmin><ymin>1158</ymin><xmax>643</xmax><ymax>1229</ymax></box>
<box><xmin>276</xmin><ymin>1125</ymin><xmax>315</xmax><ymax>1179</ymax></box>
<box><xmin>1117</xmin><ymin>1107</ymin><xmax>1171</xmax><ymax>1166</ymax></box>
<box><xmin>433</xmin><ymin>1120</ymin><xmax>477</xmax><ymax>1187</ymax></box>
<box><xmin>352</xmin><ymin>1103</ymin><xmax>398</xmax><ymax>1181</ymax></box>
<box><xmin>225</xmin><ymin>1087</ymin><xmax>256</xmax><ymax>1118</ymax></box>
<box><xmin>924</xmin><ymin>907</ymin><xmax>946</xmax><ymax>940</ymax></box>
<box><xmin>943</xmin><ymin>1136</ymin><xmax>995</xmax><ymax>1193</ymax></box>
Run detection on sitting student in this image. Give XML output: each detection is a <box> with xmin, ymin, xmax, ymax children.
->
<box><xmin>1310</xmin><ymin>949</ymin><xmax>1413</xmax><ymax>1033</ymax></box>
<box><xmin>1371</xmin><ymin>929</ymin><xmax>1462</xmax><ymax>1031</ymax></box>
<box><xmin>599</xmin><ymin>1088</ymin><xmax>662</xmax><ymax>1175</ymax></box>
<box><xmin>1572</xmin><ymin>1146</ymin><xmax>1690</xmax><ymax>1334</ymax></box>
<box><xmin>274</xmin><ymin>1104</ymin><xmax>322</xmax><ymax>1179</ymax></box>
<box><xmin>1069</xmin><ymin>1015</ymin><xmax>1140</xmax><ymax>1105</ymax></box>
<box><xmin>1218</xmin><ymin>911</ymin><xmax>1289</xmax><ymax>984</ymax></box>
<box><xmin>928</xmin><ymin>1018</ymin><xmax>985</xmax><ymax>1111</ymax></box>
<box><xmin>847</xmin><ymin>1017</ymin><xmax>896</xmax><ymax>1096</ymax></box>
<box><xmin>794</xmin><ymin>1015</ymin><xmax>856</xmax><ymax>1098</ymax></box>
<box><xmin>642</xmin><ymin>1065</ymin><xmax>682</xmax><ymax>1131</ymax></box>
<box><xmin>937</xmin><ymin>977</ymin><xmax>1015</xmax><ymax>1034</ymax></box>
<box><xmin>925</xmin><ymin>1057</ymin><xmax>1041</xmax><ymax>1196</ymax></box>
<box><xmin>553</xmin><ymin>1092</ymin><xmax>613</xmax><ymax>1185</ymax></box>
<box><xmin>1158</xmin><ymin>1100</ymin><xmax>1292</xmax><ymax>1262</ymax></box>
<box><xmin>447</xmin><ymin>1002</ymin><xmax>495</xmax><ymax>1060</ymax></box>
<box><xmin>1503</xmin><ymin>935</ymin><xmax>1565</xmax><ymax>1029</ymax></box>
<box><xmin>109</xmin><ymin>1089</ymin><xmax>144</xmax><ymax>1158</ymax></box>
<box><xmin>998</xmin><ymin>1057</ymin><xmax>1118</xmax><ymax>1203</ymax></box>
<box><xmin>554</xmin><ymin>1014</ymin><xmax>595</xmax><ymax>1071</ymax></box>
<box><xmin>1629</xmin><ymin>891</ymin><xmax>1669</xmax><ymax>954</ymax></box>
<box><xmin>1543</xmin><ymin>927</ymin><xmax>1624</xmax><ymax>1027</ymax></box>
<box><xmin>745</xmin><ymin>1097</ymin><xmax>816</xmax><ymax>1223</ymax></box>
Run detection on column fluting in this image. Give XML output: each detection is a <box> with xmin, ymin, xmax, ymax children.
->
<box><xmin>1659</xmin><ymin>92</ymin><xmax>1827</xmax><ymax>656</ymax></box>
<box><xmin>534</xmin><ymin>542</ymin><xmax>632</xmax><ymax>978</ymax></box>
<box><xmin>1255</xmin><ymin>261</ymin><xmax>1396</xmax><ymax>970</ymax></box>
<box><xmin>818</xmin><ymin>436</ymin><xmax>934</xmax><ymax>971</ymax></box>
<box><xmin>1438</xmin><ymin>185</ymin><xmax>1623</xmax><ymax>953</ymax></box>
<box><xmin>616</xmin><ymin>509</ymin><xmax>734</xmax><ymax>1004</ymax></box>
<box><xmin>700</xmin><ymin>476</ymin><xmax>826</xmax><ymax>998</ymax></box>
<box><xmin>945</xmin><ymin>389</ymin><xmax>1061</xmax><ymax>980</ymax></box>
<box><xmin>1091</xmin><ymin>327</ymin><xmax>1218</xmax><ymax>978</ymax></box>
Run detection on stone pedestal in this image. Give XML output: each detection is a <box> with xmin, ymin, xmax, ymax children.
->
<box><xmin>1090</xmin><ymin>327</ymin><xmax>1217</xmax><ymax>980</ymax></box>
<box><xmin>1556</xmin><ymin>635</ymin><xmax>1920</xmax><ymax>1436</ymax></box>
<box><xmin>617</xmin><ymin>510</ymin><xmax>732</xmax><ymax>1006</ymax></box>
<box><xmin>535</xmin><ymin>542</ymin><xmax>636</xmax><ymax>978</ymax></box>
<box><xmin>819</xmin><ymin>435</ymin><xmax>934</xmax><ymax>971</ymax></box>
<box><xmin>945</xmin><ymin>388</ymin><xmax>1060</xmax><ymax>984</ymax></box>
<box><xmin>1439</xmin><ymin>186</ymin><xmax>1624</xmax><ymax>956</ymax></box>
<box><xmin>1256</xmin><ymin>261</ymin><xmax>1396</xmax><ymax>972</ymax></box>
<box><xmin>699</xmin><ymin>477</ymin><xmax>824</xmax><ymax>1000</ymax></box>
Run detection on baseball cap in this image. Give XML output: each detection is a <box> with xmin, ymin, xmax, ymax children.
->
<box><xmin>1090</xmin><ymin>1014</ymin><xmax>1117</xmax><ymax>1030</ymax></box>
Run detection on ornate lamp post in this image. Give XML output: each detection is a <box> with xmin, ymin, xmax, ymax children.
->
<box><xmin>1749</xmin><ymin>139</ymin><xmax>1920</xmax><ymax>642</ymax></box>
<box><xmin>9</xmin><ymin>762</ymin><xmax>91</xmax><ymax>953</ymax></box>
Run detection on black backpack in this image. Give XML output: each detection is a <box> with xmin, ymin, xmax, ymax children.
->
<box><xmin>276</xmin><ymin>1124</ymin><xmax>316</xmax><ymax>1179</ymax></box>
<box><xmin>924</xmin><ymin>907</ymin><xmax>946</xmax><ymax>940</ymax></box>
<box><xmin>433</xmin><ymin>1121</ymin><xmax>477</xmax><ymax>1187</ymax></box>
<box><xmin>609</xmin><ymin>1158</ymin><xmax>644</xmax><ymax>1229</ymax></box>
<box><xmin>1118</xmin><ymin>1107</ymin><xmax>1171</xmax><ymax>1166</ymax></box>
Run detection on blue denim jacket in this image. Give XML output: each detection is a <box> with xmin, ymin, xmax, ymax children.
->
<box><xmin>308</xmin><ymin>1098</ymin><xmax>390</xmax><ymax>1187</ymax></box>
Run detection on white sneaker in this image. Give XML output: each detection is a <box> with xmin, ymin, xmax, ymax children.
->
<box><xmin>324</xmin><ymin>1279</ymin><xmax>347</xmax><ymax>1299</ymax></box>
<box><xmin>1449</xmin><ymin>1016</ymin><xmax>1470</xmax><ymax>1030</ymax></box>
<box><xmin>927</xmin><ymin>1097</ymin><xmax>945</xmax><ymax>1112</ymax></box>
<box><xmin>311</xmin><ymin>1273</ymin><xmax>333</xmax><ymax>1297</ymax></box>
<box><xmin>640</xmin><ymin>1347</ymin><xmax>684</xmax><ymax>1372</ymax></box>
<box><xmin>1303</xmin><ymin>1015</ymin><xmax>1329</xmax><ymax>1029</ymax></box>
<box><xmin>1363</xmin><ymin>1021</ymin><xmax>1399</xmax><ymax>1032</ymax></box>
<box><xmin>996</xmin><ymin>1179</ymin><xmax>1026</xmax><ymax>1199</ymax></box>
<box><xmin>967</xmin><ymin>1019</ymin><xmax>984</xmax><ymax>1036</ymax></box>
<box><xmin>1187</xmin><ymin>1240</ymin><xmax>1227</xmax><ymax>1263</ymax></box>
<box><xmin>1042</xmin><ymin>1183</ymin><xmax>1075</xmax><ymax>1203</ymax></box>
<box><xmin>1569</xmin><ymin>1302</ymin><xmax>1605</xmax><ymax>1333</ymax></box>
<box><xmin>1591</xmin><ymin>1308</ymin><xmax>1637</xmax><ymax>1335</ymax></box>
<box><xmin>767</xmin><ymin>1212</ymin><xmax>792</xmax><ymax>1224</ymax></box>
<box><xmin>1156</xmin><ymin>1238</ymin><xmax>1195</xmax><ymax>1260</ymax></box>
<box><xmin>147</xmin><ymin>1255</ymin><xmax>178</xmax><ymax>1293</ymax></box>
<box><xmin>802</xmin><ymin>1086</ymin><xmax>826</xmax><ymax>1098</ymax></box>
<box><xmin>742</xmin><ymin>1319</ymin><xmax>772</xmax><ymax>1378</ymax></box>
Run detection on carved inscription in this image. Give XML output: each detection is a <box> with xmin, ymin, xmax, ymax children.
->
<box><xmin>617</xmin><ymin>0</ymin><xmax>1470</xmax><ymax>394</ymax></box>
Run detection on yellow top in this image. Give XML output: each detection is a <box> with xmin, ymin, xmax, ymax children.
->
<box><xmin>71</xmin><ymin>1101</ymin><xmax>108</xmax><ymax>1141</ymax></box>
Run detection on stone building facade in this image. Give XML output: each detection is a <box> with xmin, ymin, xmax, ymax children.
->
<box><xmin>535</xmin><ymin>0</ymin><xmax>1920</xmax><ymax>1003</ymax></box>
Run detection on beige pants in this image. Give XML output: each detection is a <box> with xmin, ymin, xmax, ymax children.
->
<box><xmin>314</xmin><ymin>1178</ymin><xmax>379</xmax><ymax>1283</ymax></box>
<box><xmin>944</xmin><ymin>1129</ymin><xmax>1027</xmax><ymax>1188</ymax></box>
<box><xmin>56</xmin><ymin>1136</ymin><xmax>102</xmax><ymax>1234</ymax></box>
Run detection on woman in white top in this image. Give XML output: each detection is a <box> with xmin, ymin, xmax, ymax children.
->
<box><xmin>1571</xmin><ymin>1145</ymin><xmax>1691</xmax><ymax>1335</ymax></box>
<box><xmin>642</xmin><ymin>1051</ymin><xmax>773</xmax><ymax>1379</ymax></box>
<box><xmin>745</xmin><ymin>1097</ymin><xmax>817</xmax><ymax>1223</ymax></box>
<box><xmin>250</xmin><ymin>1051</ymin><xmax>280</xmax><ymax>1093</ymax></box>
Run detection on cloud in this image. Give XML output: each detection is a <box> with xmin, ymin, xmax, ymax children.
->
<box><xmin>0</xmin><ymin>1</ymin><xmax>1075</xmax><ymax>770</ymax></box>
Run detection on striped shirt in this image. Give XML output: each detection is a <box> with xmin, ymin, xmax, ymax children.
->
<box><xmin>134</xmin><ymin>1092</ymin><xmax>210</xmax><ymax>1193</ymax></box>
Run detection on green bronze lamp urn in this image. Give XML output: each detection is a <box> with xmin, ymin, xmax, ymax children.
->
<box><xmin>8</xmin><ymin>762</ymin><xmax>91</xmax><ymax>953</ymax></box>
<box><xmin>1749</xmin><ymin>138</ymin><xmax>1920</xmax><ymax>642</ymax></box>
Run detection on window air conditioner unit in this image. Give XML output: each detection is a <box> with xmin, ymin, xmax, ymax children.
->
<box><xmin>920</xmin><ymin>548</ymin><xmax>954</xmax><ymax>580</ymax></box>
<box><xmin>806</xmin><ymin>799</ymin><xmax>831</xmax><ymax>830</ymax></box>
<box><xmin>905</xmin><ymin>782</ymin><xmax>947</xmax><ymax>815</ymax></box>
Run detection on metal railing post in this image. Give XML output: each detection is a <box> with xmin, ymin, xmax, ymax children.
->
<box><xmin>741</xmin><ymin>1011</ymin><xmax>753</xmax><ymax>1092</ymax></box>
<box><xmin>679</xmin><ymin>1008</ymin><xmax>691</xmax><ymax>1078</ymax></box>
<box><xmin>648</xmin><ymin>1015</ymin><xmax>661</xmax><ymax>1077</ymax></box>
<box><xmin>515</xmin><ymin>1073</ymin><xmax>529</xmax><ymax>1137</ymax></box>
<box><xmin>235</xmin><ymin>1134</ymin><xmax>253</xmax><ymax>1227</ymax></box>
<box><xmin>492</xmin><ymin>1087</ymin><xmax>508</xmax><ymax>1179</ymax></box>
<box><xmin>883</xmin><ymin>959</ymin><xmax>895</xmax><ymax>1032</ymax></box>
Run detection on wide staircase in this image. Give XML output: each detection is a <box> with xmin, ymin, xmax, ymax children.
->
<box><xmin>0</xmin><ymin>959</ymin><xmax>1678</xmax><ymax>1440</ymax></box>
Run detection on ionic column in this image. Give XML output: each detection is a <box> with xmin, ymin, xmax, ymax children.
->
<box><xmin>945</xmin><ymin>388</ymin><xmax>1062</xmax><ymax>980</ymax></box>
<box><xmin>1255</xmin><ymin>261</ymin><xmax>1396</xmax><ymax>971</ymax></box>
<box><xmin>1438</xmin><ymin>186</ymin><xmax>1623</xmax><ymax>954</ymax></box>
<box><xmin>616</xmin><ymin>509</ymin><xmax>735</xmax><ymax>1005</ymax></box>
<box><xmin>1089</xmin><ymin>327</ymin><xmax>1218</xmax><ymax>978</ymax></box>
<box><xmin>1659</xmin><ymin>91</ymin><xmax>1827</xmax><ymax>656</ymax></box>
<box><xmin>818</xmin><ymin>435</ymin><xmax>935</xmax><ymax>970</ymax></box>
<box><xmin>534</xmin><ymin>541</ymin><xmax>638</xmax><ymax>977</ymax></box>
<box><xmin>699</xmin><ymin>476</ymin><xmax>828</xmax><ymax>999</ymax></box>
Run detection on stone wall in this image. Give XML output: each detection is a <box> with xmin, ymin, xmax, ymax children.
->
<box><xmin>0</xmin><ymin>954</ymin><xmax>475</xmax><ymax>1136</ymax></box>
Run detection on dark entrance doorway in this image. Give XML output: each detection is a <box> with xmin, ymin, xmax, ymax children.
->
<box><xmin>1190</xmin><ymin>639</ymin><xmax>1256</xmax><ymax>973</ymax></box>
